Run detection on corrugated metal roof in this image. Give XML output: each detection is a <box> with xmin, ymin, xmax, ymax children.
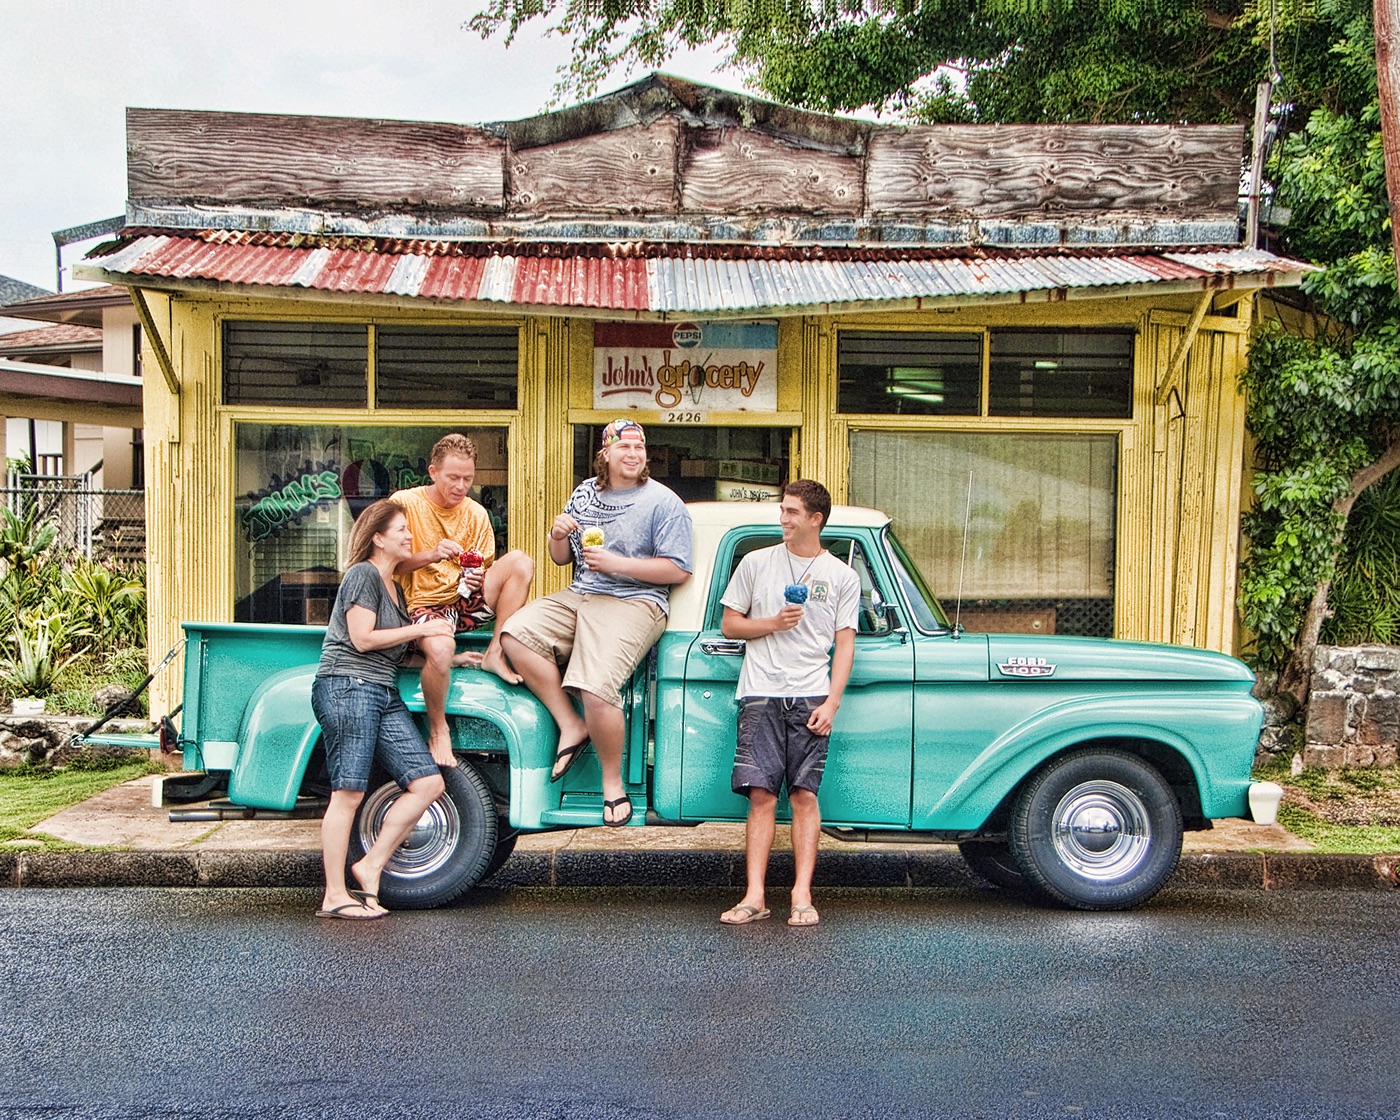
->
<box><xmin>83</xmin><ymin>232</ymin><xmax>1313</xmax><ymax>316</ymax></box>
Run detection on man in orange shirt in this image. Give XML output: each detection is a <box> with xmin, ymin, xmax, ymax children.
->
<box><xmin>393</xmin><ymin>433</ymin><xmax>534</xmax><ymax>757</ymax></box>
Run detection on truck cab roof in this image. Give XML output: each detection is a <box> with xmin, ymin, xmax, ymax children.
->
<box><xmin>668</xmin><ymin>502</ymin><xmax>890</xmax><ymax>632</ymax></box>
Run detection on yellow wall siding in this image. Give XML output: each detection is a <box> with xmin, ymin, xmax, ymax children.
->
<box><xmin>135</xmin><ymin>287</ymin><xmax>1258</xmax><ymax>714</ymax></box>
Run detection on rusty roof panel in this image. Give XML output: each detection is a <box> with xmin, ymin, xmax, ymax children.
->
<box><xmin>82</xmin><ymin>234</ymin><xmax>1312</xmax><ymax>315</ymax></box>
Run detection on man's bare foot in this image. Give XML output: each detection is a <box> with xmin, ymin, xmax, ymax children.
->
<box><xmin>479</xmin><ymin>644</ymin><xmax>523</xmax><ymax>685</ymax></box>
<box><xmin>720</xmin><ymin>900</ymin><xmax>770</xmax><ymax>924</ymax></box>
<box><xmin>427</xmin><ymin>727</ymin><xmax>456</xmax><ymax>768</ymax></box>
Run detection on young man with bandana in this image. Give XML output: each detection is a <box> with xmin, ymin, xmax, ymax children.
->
<box><xmin>718</xmin><ymin>479</ymin><xmax>858</xmax><ymax>928</ymax></box>
<box><xmin>501</xmin><ymin>419</ymin><xmax>693</xmax><ymax>827</ymax></box>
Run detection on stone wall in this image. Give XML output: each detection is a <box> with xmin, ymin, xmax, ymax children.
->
<box><xmin>1304</xmin><ymin>645</ymin><xmax>1400</xmax><ymax>768</ymax></box>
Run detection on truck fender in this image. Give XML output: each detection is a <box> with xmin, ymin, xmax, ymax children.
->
<box><xmin>228</xmin><ymin>667</ymin><xmax>320</xmax><ymax>812</ymax></box>
<box><xmin>399</xmin><ymin>669</ymin><xmax>565</xmax><ymax>832</ymax></box>
<box><xmin>920</xmin><ymin>692</ymin><xmax>1263</xmax><ymax>831</ymax></box>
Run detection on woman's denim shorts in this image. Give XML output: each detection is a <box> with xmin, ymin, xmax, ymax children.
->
<box><xmin>311</xmin><ymin>675</ymin><xmax>439</xmax><ymax>792</ymax></box>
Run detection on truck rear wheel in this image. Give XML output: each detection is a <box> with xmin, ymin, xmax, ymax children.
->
<box><xmin>348</xmin><ymin>759</ymin><xmax>498</xmax><ymax>909</ymax></box>
<box><xmin>1009</xmin><ymin>749</ymin><xmax>1182</xmax><ymax>911</ymax></box>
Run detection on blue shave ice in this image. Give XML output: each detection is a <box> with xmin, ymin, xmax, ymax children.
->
<box><xmin>784</xmin><ymin>583</ymin><xmax>809</xmax><ymax>604</ymax></box>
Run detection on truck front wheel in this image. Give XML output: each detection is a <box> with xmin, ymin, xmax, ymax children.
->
<box><xmin>348</xmin><ymin>759</ymin><xmax>498</xmax><ymax>909</ymax></box>
<box><xmin>1009</xmin><ymin>749</ymin><xmax>1182</xmax><ymax>911</ymax></box>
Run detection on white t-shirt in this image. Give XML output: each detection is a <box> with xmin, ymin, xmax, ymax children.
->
<box><xmin>721</xmin><ymin>543</ymin><xmax>860</xmax><ymax>699</ymax></box>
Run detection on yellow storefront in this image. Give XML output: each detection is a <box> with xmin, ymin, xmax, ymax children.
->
<box><xmin>79</xmin><ymin>77</ymin><xmax>1306</xmax><ymax>713</ymax></box>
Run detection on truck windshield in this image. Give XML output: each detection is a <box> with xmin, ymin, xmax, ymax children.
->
<box><xmin>884</xmin><ymin>529</ymin><xmax>951</xmax><ymax>632</ymax></box>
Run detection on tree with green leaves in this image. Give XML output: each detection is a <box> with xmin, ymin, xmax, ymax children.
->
<box><xmin>474</xmin><ymin>0</ymin><xmax>1400</xmax><ymax>699</ymax></box>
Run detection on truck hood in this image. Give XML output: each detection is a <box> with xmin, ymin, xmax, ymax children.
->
<box><xmin>983</xmin><ymin>634</ymin><xmax>1257</xmax><ymax>685</ymax></box>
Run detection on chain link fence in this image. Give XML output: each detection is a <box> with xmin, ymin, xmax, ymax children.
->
<box><xmin>2</xmin><ymin>474</ymin><xmax>146</xmax><ymax>563</ymax></box>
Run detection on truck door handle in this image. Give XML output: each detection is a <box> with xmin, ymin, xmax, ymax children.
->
<box><xmin>700</xmin><ymin>638</ymin><xmax>747</xmax><ymax>657</ymax></box>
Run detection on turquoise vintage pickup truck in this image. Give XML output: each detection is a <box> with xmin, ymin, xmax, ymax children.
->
<box><xmin>112</xmin><ymin>503</ymin><xmax>1271</xmax><ymax>912</ymax></box>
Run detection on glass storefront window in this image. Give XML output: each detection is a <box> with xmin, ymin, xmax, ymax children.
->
<box><xmin>571</xmin><ymin>424</ymin><xmax>791</xmax><ymax>503</ymax></box>
<box><xmin>233</xmin><ymin>423</ymin><xmax>509</xmax><ymax>624</ymax></box>
<box><xmin>850</xmin><ymin>430</ymin><xmax>1116</xmax><ymax>637</ymax></box>
<box><xmin>989</xmin><ymin>329</ymin><xmax>1133</xmax><ymax>419</ymax></box>
<box><xmin>224</xmin><ymin>322</ymin><xmax>368</xmax><ymax>407</ymax></box>
<box><xmin>375</xmin><ymin>325</ymin><xmax>519</xmax><ymax>409</ymax></box>
<box><xmin>838</xmin><ymin>330</ymin><xmax>982</xmax><ymax>415</ymax></box>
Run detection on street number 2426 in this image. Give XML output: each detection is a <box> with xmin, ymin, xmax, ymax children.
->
<box><xmin>664</xmin><ymin>411</ymin><xmax>705</xmax><ymax>423</ymax></box>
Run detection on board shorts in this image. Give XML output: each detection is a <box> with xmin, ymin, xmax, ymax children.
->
<box><xmin>731</xmin><ymin>695</ymin><xmax>830</xmax><ymax>796</ymax></box>
<box><xmin>410</xmin><ymin>586</ymin><xmax>494</xmax><ymax>633</ymax></box>
<box><xmin>501</xmin><ymin>588</ymin><xmax>666</xmax><ymax>709</ymax></box>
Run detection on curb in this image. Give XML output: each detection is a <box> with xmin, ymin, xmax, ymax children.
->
<box><xmin>2</xmin><ymin>849</ymin><xmax>1398</xmax><ymax>892</ymax></box>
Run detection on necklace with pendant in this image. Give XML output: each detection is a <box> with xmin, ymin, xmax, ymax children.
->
<box><xmin>787</xmin><ymin>546</ymin><xmax>821</xmax><ymax>586</ymax></box>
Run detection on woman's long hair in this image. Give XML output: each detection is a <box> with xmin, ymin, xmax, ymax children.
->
<box><xmin>347</xmin><ymin>499</ymin><xmax>405</xmax><ymax>566</ymax></box>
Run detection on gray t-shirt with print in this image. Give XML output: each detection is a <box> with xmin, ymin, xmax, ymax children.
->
<box><xmin>317</xmin><ymin>561</ymin><xmax>412</xmax><ymax>687</ymax></box>
<box><xmin>721</xmin><ymin>544</ymin><xmax>860</xmax><ymax>698</ymax></box>
<box><xmin>563</xmin><ymin>478</ymin><xmax>693</xmax><ymax>612</ymax></box>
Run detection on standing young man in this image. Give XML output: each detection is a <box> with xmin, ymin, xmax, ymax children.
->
<box><xmin>393</xmin><ymin>433</ymin><xmax>535</xmax><ymax>759</ymax></box>
<box><xmin>719</xmin><ymin>480</ymin><xmax>858</xmax><ymax>927</ymax></box>
<box><xmin>501</xmin><ymin>419</ymin><xmax>692</xmax><ymax>827</ymax></box>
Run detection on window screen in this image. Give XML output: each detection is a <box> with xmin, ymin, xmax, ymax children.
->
<box><xmin>376</xmin><ymin>325</ymin><xmax>519</xmax><ymax>409</ymax></box>
<box><xmin>989</xmin><ymin>330</ymin><xmax>1133</xmax><ymax>418</ymax></box>
<box><xmin>838</xmin><ymin>331</ymin><xmax>982</xmax><ymax>415</ymax></box>
<box><xmin>224</xmin><ymin>322</ymin><xmax>367</xmax><ymax>407</ymax></box>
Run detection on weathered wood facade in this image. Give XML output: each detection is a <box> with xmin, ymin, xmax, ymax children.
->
<box><xmin>82</xmin><ymin>75</ymin><xmax>1306</xmax><ymax>715</ymax></box>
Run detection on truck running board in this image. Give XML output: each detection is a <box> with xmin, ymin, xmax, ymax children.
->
<box><xmin>169</xmin><ymin>797</ymin><xmax>327</xmax><ymax>822</ymax></box>
<box><xmin>821</xmin><ymin>826</ymin><xmax>964</xmax><ymax>844</ymax></box>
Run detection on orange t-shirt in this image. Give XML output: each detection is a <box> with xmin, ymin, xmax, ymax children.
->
<box><xmin>391</xmin><ymin>487</ymin><xmax>495</xmax><ymax>611</ymax></box>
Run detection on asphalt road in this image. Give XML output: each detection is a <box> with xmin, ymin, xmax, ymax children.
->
<box><xmin>1</xmin><ymin>886</ymin><xmax>1397</xmax><ymax>1120</ymax></box>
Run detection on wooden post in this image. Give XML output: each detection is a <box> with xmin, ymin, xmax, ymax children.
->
<box><xmin>1378</xmin><ymin>0</ymin><xmax>1400</xmax><ymax>284</ymax></box>
<box><xmin>1244</xmin><ymin>80</ymin><xmax>1273</xmax><ymax>249</ymax></box>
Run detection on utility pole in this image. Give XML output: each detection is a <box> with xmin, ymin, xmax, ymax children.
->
<box><xmin>1378</xmin><ymin>0</ymin><xmax>1400</xmax><ymax>283</ymax></box>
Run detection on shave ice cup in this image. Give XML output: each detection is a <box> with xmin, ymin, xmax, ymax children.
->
<box><xmin>581</xmin><ymin>526</ymin><xmax>605</xmax><ymax>548</ymax></box>
<box><xmin>457</xmin><ymin>548</ymin><xmax>483</xmax><ymax>598</ymax></box>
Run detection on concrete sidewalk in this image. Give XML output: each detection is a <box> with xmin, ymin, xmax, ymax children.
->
<box><xmin>3</xmin><ymin>775</ymin><xmax>1398</xmax><ymax>893</ymax></box>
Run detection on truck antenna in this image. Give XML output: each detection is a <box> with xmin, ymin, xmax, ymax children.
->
<box><xmin>952</xmin><ymin>470</ymin><xmax>973</xmax><ymax>639</ymax></box>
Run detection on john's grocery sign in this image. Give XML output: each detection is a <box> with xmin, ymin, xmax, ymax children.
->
<box><xmin>594</xmin><ymin>321</ymin><xmax>778</xmax><ymax>412</ymax></box>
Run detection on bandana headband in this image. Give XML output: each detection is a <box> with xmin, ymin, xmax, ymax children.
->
<box><xmin>601</xmin><ymin>418</ymin><xmax>646</xmax><ymax>447</ymax></box>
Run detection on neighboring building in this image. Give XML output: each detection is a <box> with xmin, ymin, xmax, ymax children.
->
<box><xmin>74</xmin><ymin>75</ymin><xmax>1310</xmax><ymax>714</ymax></box>
<box><xmin>0</xmin><ymin>273</ymin><xmax>51</xmax><ymax>336</ymax></box>
<box><xmin>0</xmin><ymin>285</ymin><xmax>144</xmax><ymax>488</ymax></box>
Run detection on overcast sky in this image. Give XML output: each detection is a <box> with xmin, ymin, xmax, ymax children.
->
<box><xmin>0</xmin><ymin>0</ymin><xmax>732</xmax><ymax>292</ymax></box>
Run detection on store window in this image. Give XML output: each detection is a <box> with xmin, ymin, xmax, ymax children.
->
<box><xmin>376</xmin><ymin>325</ymin><xmax>518</xmax><ymax>409</ymax></box>
<box><xmin>223</xmin><ymin>321</ymin><xmax>520</xmax><ymax>409</ymax></box>
<box><xmin>838</xmin><ymin>331</ymin><xmax>982</xmax><ymax>416</ymax></box>
<box><xmin>571</xmin><ymin>424</ymin><xmax>790</xmax><ymax>502</ymax></box>
<box><xmin>989</xmin><ymin>330</ymin><xmax>1133</xmax><ymax>418</ymax></box>
<box><xmin>224</xmin><ymin>322</ymin><xmax>367</xmax><ymax>407</ymax></box>
<box><xmin>233</xmin><ymin>424</ymin><xmax>509</xmax><ymax>624</ymax></box>
<box><xmin>849</xmin><ymin>430</ymin><xmax>1116</xmax><ymax>636</ymax></box>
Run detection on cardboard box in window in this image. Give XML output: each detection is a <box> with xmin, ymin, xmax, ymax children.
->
<box><xmin>680</xmin><ymin>458</ymin><xmax>718</xmax><ymax>478</ymax></box>
<box><xmin>716</xmin><ymin>479</ymin><xmax>782</xmax><ymax>502</ymax></box>
<box><xmin>716</xmin><ymin>458</ymin><xmax>780</xmax><ymax>484</ymax></box>
<box><xmin>647</xmin><ymin>446</ymin><xmax>675</xmax><ymax>475</ymax></box>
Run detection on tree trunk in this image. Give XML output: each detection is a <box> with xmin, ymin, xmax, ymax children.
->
<box><xmin>1278</xmin><ymin>436</ymin><xmax>1400</xmax><ymax>703</ymax></box>
<box><xmin>1379</xmin><ymin>0</ymin><xmax>1400</xmax><ymax>281</ymax></box>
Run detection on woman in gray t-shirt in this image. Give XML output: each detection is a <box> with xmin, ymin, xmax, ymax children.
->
<box><xmin>311</xmin><ymin>499</ymin><xmax>459</xmax><ymax>920</ymax></box>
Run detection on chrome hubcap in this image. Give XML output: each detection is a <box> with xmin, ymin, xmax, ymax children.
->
<box><xmin>357</xmin><ymin>783</ymin><xmax>459</xmax><ymax>880</ymax></box>
<box><xmin>1050</xmin><ymin>780</ymin><xmax>1151</xmax><ymax>881</ymax></box>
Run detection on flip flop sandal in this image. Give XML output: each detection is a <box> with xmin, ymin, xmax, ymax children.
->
<box><xmin>603</xmin><ymin>794</ymin><xmax>633</xmax><ymax>827</ymax></box>
<box><xmin>788</xmin><ymin>905</ymin><xmax>821</xmax><ymax>927</ymax></box>
<box><xmin>550</xmin><ymin>737</ymin><xmax>591</xmax><ymax>783</ymax></box>
<box><xmin>720</xmin><ymin>904</ymin><xmax>771</xmax><ymax>925</ymax></box>
<box><xmin>315</xmin><ymin>902</ymin><xmax>385</xmax><ymax>921</ymax></box>
<box><xmin>350</xmin><ymin>890</ymin><xmax>385</xmax><ymax>911</ymax></box>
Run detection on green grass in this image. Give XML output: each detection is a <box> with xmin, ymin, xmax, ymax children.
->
<box><xmin>1276</xmin><ymin>804</ymin><xmax>1400</xmax><ymax>854</ymax></box>
<box><xmin>0</xmin><ymin>760</ymin><xmax>160</xmax><ymax>851</ymax></box>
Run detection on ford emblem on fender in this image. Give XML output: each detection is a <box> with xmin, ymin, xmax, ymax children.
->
<box><xmin>998</xmin><ymin>656</ymin><xmax>1056</xmax><ymax>678</ymax></box>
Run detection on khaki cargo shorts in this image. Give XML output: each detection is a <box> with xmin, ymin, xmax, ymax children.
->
<box><xmin>501</xmin><ymin>588</ymin><xmax>666</xmax><ymax>708</ymax></box>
